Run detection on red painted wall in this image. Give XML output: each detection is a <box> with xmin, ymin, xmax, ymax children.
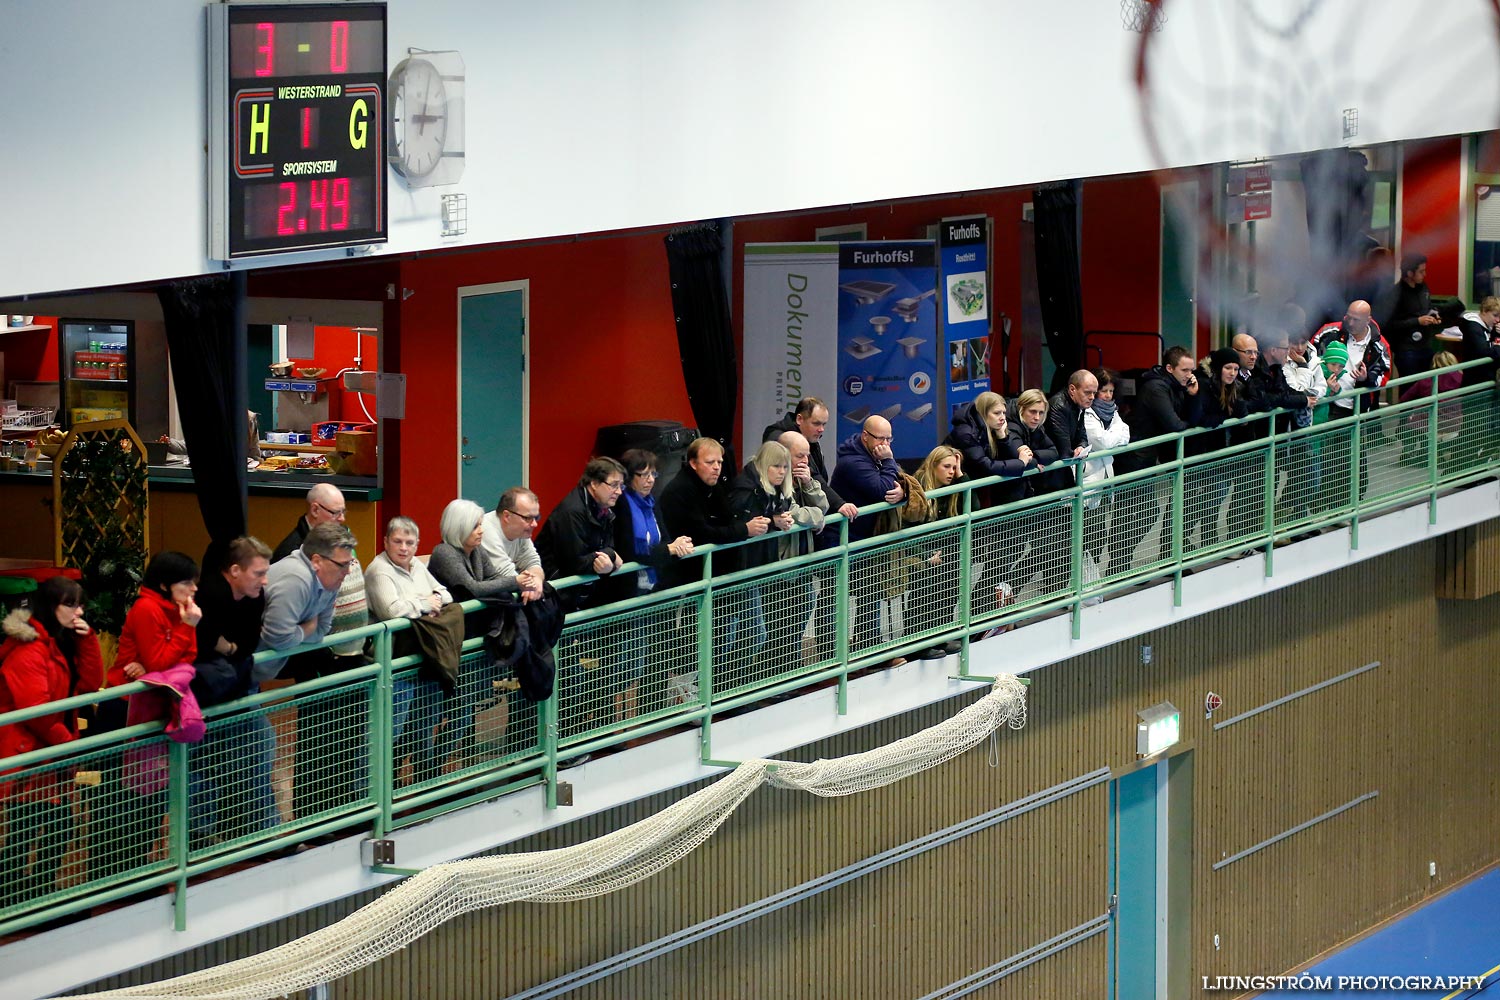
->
<box><xmin>1081</xmin><ymin>174</ymin><xmax>1164</xmax><ymax>373</ymax></box>
<box><xmin>1399</xmin><ymin>137</ymin><xmax>1462</xmax><ymax>295</ymax></box>
<box><xmin>393</xmin><ymin>232</ymin><xmax>696</xmax><ymax>534</ymax></box>
<box><xmin>286</xmin><ymin>325</ymin><xmax>378</xmax><ymax>423</ymax></box>
<box><xmin>0</xmin><ymin>316</ymin><xmax>61</xmax><ymax>385</ymax></box>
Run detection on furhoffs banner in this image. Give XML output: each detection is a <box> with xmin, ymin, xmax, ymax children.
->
<box><xmin>939</xmin><ymin>215</ymin><xmax>992</xmax><ymax>419</ymax></box>
<box><xmin>742</xmin><ymin>243</ymin><xmax>840</xmax><ymax>454</ymax></box>
<box><xmin>836</xmin><ymin>241</ymin><xmax>939</xmax><ymax>462</ymax></box>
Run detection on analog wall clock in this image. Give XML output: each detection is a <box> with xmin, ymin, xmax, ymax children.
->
<box><xmin>388</xmin><ymin>49</ymin><xmax>465</xmax><ymax>187</ymax></box>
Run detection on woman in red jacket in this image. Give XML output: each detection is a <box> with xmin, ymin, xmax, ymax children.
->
<box><xmin>90</xmin><ymin>550</ymin><xmax>201</xmax><ymax>882</ymax></box>
<box><xmin>0</xmin><ymin>576</ymin><xmax>103</xmax><ymax>906</ymax></box>
<box><xmin>111</xmin><ymin>550</ymin><xmax>202</xmax><ymax>687</ymax></box>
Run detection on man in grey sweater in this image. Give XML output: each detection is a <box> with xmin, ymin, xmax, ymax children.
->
<box><xmin>256</xmin><ymin>522</ymin><xmax>357</xmax><ymax>684</ymax></box>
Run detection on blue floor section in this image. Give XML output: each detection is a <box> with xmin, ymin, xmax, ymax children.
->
<box><xmin>1261</xmin><ymin>867</ymin><xmax>1500</xmax><ymax>998</ymax></box>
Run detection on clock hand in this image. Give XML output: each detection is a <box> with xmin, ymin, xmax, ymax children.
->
<box><xmin>410</xmin><ymin>114</ymin><xmax>443</xmax><ymax>123</ymax></box>
<box><xmin>417</xmin><ymin>87</ymin><xmax>430</xmax><ymax>137</ymax></box>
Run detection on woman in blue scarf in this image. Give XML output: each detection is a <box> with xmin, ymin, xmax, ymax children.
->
<box><xmin>609</xmin><ymin>449</ymin><xmax>694</xmax><ymax>721</ymax></box>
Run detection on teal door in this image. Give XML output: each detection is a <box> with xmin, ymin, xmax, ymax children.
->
<box><xmin>1111</xmin><ymin>762</ymin><xmax>1163</xmax><ymax>1000</ymax></box>
<box><xmin>1160</xmin><ymin>183</ymin><xmax>1198</xmax><ymax>347</ymax></box>
<box><xmin>459</xmin><ymin>285</ymin><xmax>527</xmax><ymax>507</ymax></box>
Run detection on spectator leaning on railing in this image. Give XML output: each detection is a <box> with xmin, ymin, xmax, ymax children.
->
<box><xmin>189</xmin><ymin>536</ymin><xmax>278</xmax><ymax>846</ymax></box>
<box><xmin>0</xmin><ymin>576</ymin><xmax>102</xmax><ymax>908</ymax></box>
<box><xmin>479</xmin><ymin>487</ymin><xmax>547</xmax><ymax>603</ymax></box>
<box><xmin>256</xmin><ymin>522</ymin><xmax>355</xmax><ymax>685</ymax></box>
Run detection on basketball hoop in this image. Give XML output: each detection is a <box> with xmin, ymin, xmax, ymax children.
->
<box><xmin>1121</xmin><ymin>0</ymin><xmax>1165</xmax><ymax>33</ymax></box>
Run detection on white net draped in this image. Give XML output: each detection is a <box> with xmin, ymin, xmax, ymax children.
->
<box><xmin>71</xmin><ymin>675</ymin><xmax>1027</xmax><ymax>1000</ymax></box>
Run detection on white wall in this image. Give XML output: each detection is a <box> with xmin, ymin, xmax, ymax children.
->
<box><xmin>3</xmin><ymin>0</ymin><xmax>1498</xmax><ymax>299</ymax></box>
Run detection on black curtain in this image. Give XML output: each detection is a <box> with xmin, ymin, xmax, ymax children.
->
<box><xmin>664</xmin><ymin>222</ymin><xmax>737</xmax><ymax>456</ymax></box>
<box><xmin>157</xmin><ymin>273</ymin><xmax>248</xmax><ymax>566</ymax></box>
<box><xmin>1032</xmin><ymin>183</ymin><xmax>1085</xmax><ymax>394</ymax></box>
<box><xmin>1300</xmin><ymin>149</ymin><xmax>1374</xmax><ymax>327</ymax></box>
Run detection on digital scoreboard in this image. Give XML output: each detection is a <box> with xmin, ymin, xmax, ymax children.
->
<box><xmin>209</xmin><ymin>3</ymin><xmax>387</xmax><ymax>259</ymax></box>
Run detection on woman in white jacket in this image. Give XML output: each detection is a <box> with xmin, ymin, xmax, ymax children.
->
<box><xmin>1082</xmin><ymin>368</ymin><xmax>1131</xmax><ymax>575</ymax></box>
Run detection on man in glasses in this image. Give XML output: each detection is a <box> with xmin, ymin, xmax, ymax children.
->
<box><xmin>259</xmin><ymin>520</ymin><xmax>365</xmax><ymax>828</ymax></box>
<box><xmin>271</xmin><ymin>482</ymin><xmax>348</xmax><ymax>563</ymax></box>
<box><xmin>830</xmin><ymin>415</ymin><xmax>904</xmax><ymax>543</ymax></box>
<box><xmin>480</xmin><ymin>486</ymin><xmax>547</xmax><ymax>603</ymax></box>
<box><xmin>256</xmin><ymin>522</ymin><xmax>358</xmax><ymax>683</ymax></box>
<box><xmin>536</xmin><ymin>457</ymin><xmax>626</xmax><ymax>612</ymax></box>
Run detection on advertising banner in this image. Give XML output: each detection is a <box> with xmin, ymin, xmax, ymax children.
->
<box><xmin>742</xmin><ymin>243</ymin><xmax>840</xmax><ymax>455</ymax></box>
<box><xmin>938</xmin><ymin>215</ymin><xmax>991</xmax><ymax>420</ymax></box>
<box><xmin>836</xmin><ymin>241</ymin><xmax>939</xmax><ymax>462</ymax></box>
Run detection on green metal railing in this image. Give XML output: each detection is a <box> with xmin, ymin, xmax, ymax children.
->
<box><xmin>1</xmin><ymin>363</ymin><xmax>1496</xmax><ymax>933</ymax></box>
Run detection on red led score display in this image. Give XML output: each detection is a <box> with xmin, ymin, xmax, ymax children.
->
<box><xmin>209</xmin><ymin>3</ymin><xmax>387</xmax><ymax>259</ymax></box>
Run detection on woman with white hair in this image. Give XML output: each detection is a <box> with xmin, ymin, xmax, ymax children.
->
<box><xmin>427</xmin><ymin>499</ymin><xmax>515</xmax><ymax>602</ymax></box>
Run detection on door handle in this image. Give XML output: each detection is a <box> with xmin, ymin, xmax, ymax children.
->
<box><xmin>461</xmin><ymin>453</ymin><xmax>477</xmax><ymax>461</ymax></box>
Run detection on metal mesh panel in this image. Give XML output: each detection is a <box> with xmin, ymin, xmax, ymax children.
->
<box><xmin>967</xmin><ymin>497</ymin><xmax>1072</xmax><ymax>624</ymax></box>
<box><xmin>1089</xmin><ymin>470</ymin><xmax>1176</xmax><ymax>583</ymax></box>
<box><xmin>713</xmin><ymin>560</ymin><xmax>829</xmax><ymax>698</ymax></box>
<box><xmin>1181</xmin><ymin>451</ymin><xmax>1265</xmax><ymax>557</ymax></box>
<box><xmin>283</xmin><ymin>682</ymin><xmax>377</xmax><ymax>829</ymax></box>
<box><xmin>1439</xmin><ymin>391</ymin><xmax>1500</xmax><ymax>479</ymax></box>
<box><xmin>0</xmin><ymin>732</ymin><xmax>174</xmax><ymax>918</ymax></box>
<box><xmin>188</xmin><ymin>707</ymin><xmax>286</xmax><ymax>859</ymax></box>
<box><xmin>391</xmin><ymin>649</ymin><xmax>543</xmax><ymax>797</ymax></box>
<box><xmin>1357</xmin><ymin>407</ymin><xmax>1429</xmax><ymax>506</ymax></box>
<box><xmin>1275</xmin><ymin>422</ymin><xmax>1355</xmax><ymax>527</ymax></box>
<box><xmin>554</xmin><ymin>595</ymin><xmax>702</xmax><ymax>748</ymax></box>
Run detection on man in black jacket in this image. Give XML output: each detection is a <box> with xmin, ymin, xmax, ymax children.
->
<box><xmin>1045</xmin><ymin>370</ymin><xmax>1097</xmax><ymax>494</ymax></box>
<box><xmin>535</xmin><ymin>456</ymin><xmax>625</xmax><ymax>611</ymax></box>
<box><xmin>1116</xmin><ymin>347</ymin><xmax>1201</xmax><ymax>565</ymax></box>
<box><xmin>761</xmin><ymin>396</ymin><xmax>858</xmax><ymax>523</ymax></box>
<box><xmin>1375</xmin><ymin>254</ymin><xmax>1441</xmax><ymax>377</ymax></box>
<box><xmin>1243</xmin><ymin>332</ymin><xmax>1316</xmax><ymax>432</ymax></box>
<box><xmin>1116</xmin><ymin>346</ymin><xmax>1201</xmax><ymax>475</ymax></box>
<box><xmin>659</xmin><ymin>437</ymin><xmax>769</xmax><ymax>588</ymax></box>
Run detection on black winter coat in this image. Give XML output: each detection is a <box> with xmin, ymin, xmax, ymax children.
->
<box><xmin>1118</xmin><ymin>365</ymin><xmax>1203</xmax><ymax>472</ymax></box>
<box><xmin>1045</xmin><ymin>391</ymin><xmax>1088</xmax><ymax>461</ymax></box>
<box><xmin>1006</xmin><ymin>403</ymin><xmax>1062</xmax><ymax>496</ymax></box>
<box><xmin>658</xmin><ymin>463</ymin><xmax>747</xmax><ymax>586</ymax></box>
<box><xmin>944</xmin><ymin>401</ymin><xmax>1031</xmax><ymax>505</ymax></box>
<box><xmin>1458</xmin><ymin>317</ymin><xmax>1500</xmax><ymax>387</ymax></box>
<box><xmin>727</xmin><ymin>462</ymin><xmax>793</xmax><ymax>571</ymax></box>
<box><xmin>534</xmin><ymin>485</ymin><xmax>619</xmax><ymax>609</ymax></box>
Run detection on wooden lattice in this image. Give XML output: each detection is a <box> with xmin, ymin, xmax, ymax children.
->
<box><xmin>51</xmin><ymin>419</ymin><xmax>149</xmax><ymax>634</ymax></box>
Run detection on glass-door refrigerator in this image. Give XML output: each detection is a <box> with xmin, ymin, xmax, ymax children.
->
<box><xmin>58</xmin><ymin>319</ymin><xmax>136</xmax><ymax>429</ymax></box>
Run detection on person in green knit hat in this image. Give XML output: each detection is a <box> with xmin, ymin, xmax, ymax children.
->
<box><xmin>1316</xmin><ymin>339</ymin><xmax>1348</xmax><ymax>426</ymax></box>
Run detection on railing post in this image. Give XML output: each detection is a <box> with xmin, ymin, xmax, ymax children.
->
<box><xmin>698</xmin><ymin>550</ymin><xmax>716</xmax><ymax>761</ymax></box>
<box><xmin>169</xmin><ymin>739</ymin><xmax>190</xmax><ymax>931</ymax></box>
<box><xmin>1349</xmin><ymin>404</ymin><xmax>1362</xmax><ymax>550</ymax></box>
<box><xmin>1263</xmin><ymin>420</ymin><xmax>1277</xmax><ymax>576</ymax></box>
<box><xmin>1172</xmin><ymin>436</ymin><xmax>1185</xmax><ymax>607</ymax></box>
<box><xmin>836</xmin><ymin>517</ymin><xmax>850</xmax><ymax>715</ymax></box>
<box><xmin>1427</xmin><ymin>373</ymin><xmax>1441</xmax><ymax>525</ymax></box>
<box><xmin>957</xmin><ymin>484</ymin><xmax>974</xmax><ymax>673</ymax></box>
<box><xmin>372</xmin><ymin>626</ymin><xmax>393</xmax><ymax>838</ymax></box>
<box><xmin>542</xmin><ymin>687</ymin><xmax>559</xmax><ymax>810</ymax></box>
<box><xmin>1070</xmin><ymin>468</ymin><xmax>1084</xmax><ymax>641</ymax></box>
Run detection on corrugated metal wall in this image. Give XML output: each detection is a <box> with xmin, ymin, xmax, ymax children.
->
<box><xmin>79</xmin><ymin>542</ymin><xmax>1500</xmax><ymax>999</ymax></box>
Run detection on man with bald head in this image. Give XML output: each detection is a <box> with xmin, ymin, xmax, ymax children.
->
<box><xmin>1313</xmin><ymin>299</ymin><xmax>1392</xmax><ymax>417</ymax></box>
<box><xmin>831</xmin><ymin>415</ymin><xmax>904</xmax><ymax>543</ymax></box>
<box><xmin>1045</xmin><ymin>370</ymin><xmax>1098</xmax><ymax>491</ymax></box>
<box><xmin>830</xmin><ymin>415</ymin><xmax>905</xmax><ymax>654</ymax></box>
<box><xmin>272</xmin><ymin>482</ymin><xmax>348</xmax><ymax>562</ymax></box>
<box><xmin>1313</xmin><ymin>300</ymin><xmax>1392</xmax><ymax>502</ymax></box>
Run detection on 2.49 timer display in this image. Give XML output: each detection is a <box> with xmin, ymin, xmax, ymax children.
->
<box><xmin>210</xmin><ymin>4</ymin><xmax>387</xmax><ymax>259</ymax></box>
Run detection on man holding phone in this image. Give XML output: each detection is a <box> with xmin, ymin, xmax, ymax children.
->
<box><xmin>1375</xmin><ymin>254</ymin><xmax>1439</xmax><ymax>377</ymax></box>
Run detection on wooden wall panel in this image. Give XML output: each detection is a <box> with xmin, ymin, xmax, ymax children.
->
<box><xmin>1437</xmin><ymin>520</ymin><xmax>1500</xmax><ymax>600</ymax></box>
<box><xmin>76</xmin><ymin>541</ymin><xmax>1500</xmax><ymax>1000</ymax></box>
